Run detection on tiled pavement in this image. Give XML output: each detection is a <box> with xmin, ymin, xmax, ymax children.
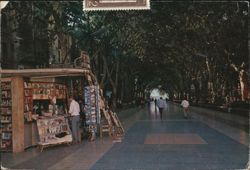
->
<box><xmin>91</xmin><ymin>120</ymin><xmax>248</xmax><ymax>170</ymax></box>
<box><xmin>1</xmin><ymin>104</ymin><xmax>249</xmax><ymax>170</ymax></box>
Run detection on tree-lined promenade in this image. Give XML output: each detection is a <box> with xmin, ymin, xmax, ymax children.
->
<box><xmin>1</xmin><ymin>1</ymin><xmax>249</xmax><ymax>109</ymax></box>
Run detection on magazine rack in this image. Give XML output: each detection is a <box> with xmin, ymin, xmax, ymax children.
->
<box><xmin>36</xmin><ymin>116</ymin><xmax>72</xmax><ymax>152</ymax></box>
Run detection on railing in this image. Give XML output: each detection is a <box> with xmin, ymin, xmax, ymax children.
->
<box><xmin>49</xmin><ymin>63</ymin><xmax>74</xmax><ymax>68</ymax></box>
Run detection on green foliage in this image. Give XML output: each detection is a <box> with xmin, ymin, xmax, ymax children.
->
<box><xmin>3</xmin><ymin>1</ymin><xmax>248</xmax><ymax>104</ymax></box>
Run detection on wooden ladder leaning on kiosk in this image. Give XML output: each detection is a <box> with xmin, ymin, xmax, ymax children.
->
<box><xmin>75</xmin><ymin>51</ymin><xmax>124</xmax><ymax>140</ymax></box>
<box><xmin>99</xmin><ymin>98</ymin><xmax>124</xmax><ymax>140</ymax></box>
<box><xmin>83</xmin><ymin>70</ymin><xmax>124</xmax><ymax>140</ymax></box>
<box><xmin>109</xmin><ymin>110</ymin><xmax>124</xmax><ymax>138</ymax></box>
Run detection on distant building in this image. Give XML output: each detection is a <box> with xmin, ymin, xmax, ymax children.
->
<box><xmin>1</xmin><ymin>2</ymin><xmax>76</xmax><ymax>69</ymax></box>
<box><xmin>1</xmin><ymin>10</ymin><xmax>20</xmax><ymax>69</ymax></box>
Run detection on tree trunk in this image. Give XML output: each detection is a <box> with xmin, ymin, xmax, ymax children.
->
<box><xmin>123</xmin><ymin>72</ymin><xmax>129</xmax><ymax>102</ymax></box>
<box><xmin>101</xmin><ymin>54</ymin><xmax>120</xmax><ymax>110</ymax></box>
<box><xmin>121</xmin><ymin>72</ymin><xmax>125</xmax><ymax>102</ymax></box>
<box><xmin>205</xmin><ymin>57</ymin><xmax>215</xmax><ymax>103</ymax></box>
<box><xmin>112</xmin><ymin>86</ymin><xmax>117</xmax><ymax>109</ymax></box>
<box><xmin>239</xmin><ymin>69</ymin><xmax>248</xmax><ymax>101</ymax></box>
<box><xmin>231</xmin><ymin>63</ymin><xmax>249</xmax><ymax>101</ymax></box>
<box><xmin>100</xmin><ymin>55</ymin><xmax>107</xmax><ymax>89</ymax></box>
<box><xmin>111</xmin><ymin>60</ymin><xmax>120</xmax><ymax>109</ymax></box>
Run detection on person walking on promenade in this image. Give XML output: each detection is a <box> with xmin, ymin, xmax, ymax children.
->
<box><xmin>153</xmin><ymin>99</ymin><xmax>157</xmax><ymax>113</ymax></box>
<box><xmin>181</xmin><ymin>98</ymin><xmax>190</xmax><ymax>118</ymax></box>
<box><xmin>154</xmin><ymin>98</ymin><xmax>157</xmax><ymax>106</ymax></box>
<box><xmin>68</xmin><ymin>96</ymin><xmax>81</xmax><ymax>144</ymax></box>
<box><xmin>157</xmin><ymin>97</ymin><xmax>167</xmax><ymax>120</ymax></box>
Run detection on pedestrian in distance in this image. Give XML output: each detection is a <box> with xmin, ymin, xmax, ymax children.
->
<box><xmin>154</xmin><ymin>98</ymin><xmax>157</xmax><ymax>106</ymax></box>
<box><xmin>181</xmin><ymin>98</ymin><xmax>190</xmax><ymax>119</ymax></box>
<box><xmin>68</xmin><ymin>95</ymin><xmax>81</xmax><ymax>144</ymax></box>
<box><xmin>157</xmin><ymin>97</ymin><xmax>167</xmax><ymax>120</ymax></box>
<box><xmin>146</xmin><ymin>98</ymin><xmax>151</xmax><ymax>109</ymax></box>
<box><xmin>154</xmin><ymin>98</ymin><xmax>158</xmax><ymax>112</ymax></box>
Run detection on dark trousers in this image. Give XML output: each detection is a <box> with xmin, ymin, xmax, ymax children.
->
<box><xmin>159</xmin><ymin>108</ymin><xmax>163</xmax><ymax>119</ymax></box>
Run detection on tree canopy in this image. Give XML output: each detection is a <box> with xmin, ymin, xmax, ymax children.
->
<box><xmin>2</xmin><ymin>1</ymin><xmax>249</xmax><ymax>107</ymax></box>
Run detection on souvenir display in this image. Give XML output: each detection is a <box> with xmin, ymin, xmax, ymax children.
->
<box><xmin>24</xmin><ymin>82</ymin><xmax>33</xmax><ymax>122</ymax></box>
<box><xmin>84</xmin><ymin>85</ymin><xmax>100</xmax><ymax>125</ymax></box>
<box><xmin>83</xmin><ymin>85</ymin><xmax>100</xmax><ymax>140</ymax></box>
<box><xmin>0</xmin><ymin>81</ymin><xmax>13</xmax><ymax>151</ymax></box>
<box><xmin>24</xmin><ymin>82</ymin><xmax>67</xmax><ymax>122</ymax></box>
<box><xmin>32</xmin><ymin>82</ymin><xmax>66</xmax><ymax>100</ymax></box>
<box><xmin>36</xmin><ymin>116</ymin><xmax>72</xmax><ymax>150</ymax></box>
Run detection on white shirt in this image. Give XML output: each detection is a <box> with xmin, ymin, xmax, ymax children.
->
<box><xmin>157</xmin><ymin>99</ymin><xmax>166</xmax><ymax>108</ymax></box>
<box><xmin>181</xmin><ymin>100</ymin><xmax>189</xmax><ymax>108</ymax></box>
<box><xmin>69</xmin><ymin>100</ymin><xmax>80</xmax><ymax>116</ymax></box>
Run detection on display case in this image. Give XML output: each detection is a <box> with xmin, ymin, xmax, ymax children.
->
<box><xmin>84</xmin><ymin>85</ymin><xmax>100</xmax><ymax>125</ymax></box>
<box><xmin>0</xmin><ymin>80</ymin><xmax>13</xmax><ymax>151</ymax></box>
<box><xmin>23</xmin><ymin>81</ymin><xmax>68</xmax><ymax>149</ymax></box>
<box><xmin>32</xmin><ymin>82</ymin><xmax>66</xmax><ymax>100</ymax></box>
<box><xmin>23</xmin><ymin>82</ymin><xmax>67</xmax><ymax>122</ymax></box>
<box><xmin>24</xmin><ymin>82</ymin><xmax>33</xmax><ymax>122</ymax></box>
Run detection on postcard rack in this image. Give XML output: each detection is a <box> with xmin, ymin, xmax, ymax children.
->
<box><xmin>0</xmin><ymin>80</ymin><xmax>13</xmax><ymax>151</ymax></box>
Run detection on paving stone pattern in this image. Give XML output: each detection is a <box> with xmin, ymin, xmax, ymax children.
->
<box><xmin>91</xmin><ymin>120</ymin><xmax>248</xmax><ymax>170</ymax></box>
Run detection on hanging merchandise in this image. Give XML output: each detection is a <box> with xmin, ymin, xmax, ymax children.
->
<box><xmin>74</xmin><ymin>51</ymin><xmax>91</xmax><ymax>69</ymax></box>
<box><xmin>84</xmin><ymin>85</ymin><xmax>100</xmax><ymax>126</ymax></box>
<box><xmin>95</xmin><ymin>86</ymin><xmax>100</xmax><ymax>124</ymax></box>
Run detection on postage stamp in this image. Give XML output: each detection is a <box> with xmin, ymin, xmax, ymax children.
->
<box><xmin>83</xmin><ymin>0</ymin><xmax>150</xmax><ymax>11</ymax></box>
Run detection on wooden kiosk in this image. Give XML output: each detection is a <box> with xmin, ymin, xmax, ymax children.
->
<box><xmin>1</xmin><ymin>68</ymin><xmax>124</xmax><ymax>152</ymax></box>
<box><xmin>1</xmin><ymin>52</ymin><xmax>124</xmax><ymax>153</ymax></box>
<box><xmin>0</xmin><ymin>68</ymin><xmax>92</xmax><ymax>152</ymax></box>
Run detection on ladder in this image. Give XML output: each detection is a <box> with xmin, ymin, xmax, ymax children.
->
<box><xmin>76</xmin><ymin>51</ymin><xmax>124</xmax><ymax>140</ymax></box>
<box><xmin>99</xmin><ymin>98</ymin><xmax>124</xmax><ymax>140</ymax></box>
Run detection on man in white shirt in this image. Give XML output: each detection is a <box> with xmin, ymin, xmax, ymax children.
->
<box><xmin>68</xmin><ymin>96</ymin><xmax>80</xmax><ymax>144</ymax></box>
<box><xmin>181</xmin><ymin>99</ymin><xmax>190</xmax><ymax>118</ymax></box>
<box><xmin>157</xmin><ymin>97</ymin><xmax>167</xmax><ymax>120</ymax></box>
